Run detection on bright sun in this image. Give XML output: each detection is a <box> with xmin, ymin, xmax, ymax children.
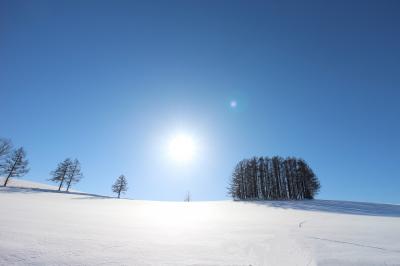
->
<box><xmin>168</xmin><ymin>134</ymin><xmax>196</xmax><ymax>162</ymax></box>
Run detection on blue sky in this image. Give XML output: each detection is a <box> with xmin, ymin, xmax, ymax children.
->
<box><xmin>1</xmin><ymin>0</ymin><xmax>399</xmax><ymax>202</ymax></box>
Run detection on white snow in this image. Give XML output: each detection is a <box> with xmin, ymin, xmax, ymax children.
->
<box><xmin>1</xmin><ymin>178</ymin><xmax>399</xmax><ymax>266</ymax></box>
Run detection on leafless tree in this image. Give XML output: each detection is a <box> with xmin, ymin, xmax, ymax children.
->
<box><xmin>49</xmin><ymin>158</ymin><xmax>72</xmax><ymax>191</ymax></box>
<box><xmin>112</xmin><ymin>175</ymin><xmax>128</xmax><ymax>198</ymax></box>
<box><xmin>1</xmin><ymin>147</ymin><xmax>29</xmax><ymax>187</ymax></box>
<box><xmin>0</xmin><ymin>138</ymin><xmax>12</xmax><ymax>159</ymax></box>
<box><xmin>65</xmin><ymin>159</ymin><xmax>83</xmax><ymax>192</ymax></box>
<box><xmin>184</xmin><ymin>191</ymin><xmax>191</xmax><ymax>202</ymax></box>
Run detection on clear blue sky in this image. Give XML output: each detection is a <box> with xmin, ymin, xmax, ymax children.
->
<box><xmin>1</xmin><ymin>0</ymin><xmax>399</xmax><ymax>202</ymax></box>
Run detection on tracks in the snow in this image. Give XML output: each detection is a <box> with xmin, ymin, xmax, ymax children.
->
<box><xmin>298</xmin><ymin>220</ymin><xmax>400</xmax><ymax>253</ymax></box>
<box><xmin>308</xmin><ymin>236</ymin><xmax>400</xmax><ymax>253</ymax></box>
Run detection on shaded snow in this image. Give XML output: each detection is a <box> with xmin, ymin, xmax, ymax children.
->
<box><xmin>1</xmin><ymin>179</ymin><xmax>399</xmax><ymax>265</ymax></box>
<box><xmin>0</xmin><ymin>178</ymin><xmax>80</xmax><ymax>193</ymax></box>
<box><xmin>0</xmin><ymin>178</ymin><xmax>60</xmax><ymax>190</ymax></box>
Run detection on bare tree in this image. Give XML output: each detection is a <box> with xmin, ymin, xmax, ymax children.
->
<box><xmin>49</xmin><ymin>158</ymin><xmax>72</xmax><ymax>191</ymax></box>
<box><xmin>0</xmin><ymin>138</ymin><xmax>13</xmax><ymax>173</ymax></box>
<box><xmin>65</xmin><ymin>159</ymin><xmax>82</xmax><ymax>192</ymax></box>
<box><xmin>184</xmin><ymin>191</ymin><xmax>191</xmax><ymax>202</ymax></box>
<box><xmin>0</xmin><ymin>138</ymin><xmax>12</xmax><ymax>159</ymax></box>
<box><xmin>1</xmin><ymin>147</ymin><xmax>29</xmax><ymax>187</ymax></box>
<box><xmin>112</xmin><ymin>175</ymin><xmax>128</xmax><ymax>198</ymax></box>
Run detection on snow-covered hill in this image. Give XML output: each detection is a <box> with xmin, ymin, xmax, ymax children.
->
<box><xmin>1</xmin><ymin>179</ymin><xmax>399</xmax><ymax>266</ymax></box>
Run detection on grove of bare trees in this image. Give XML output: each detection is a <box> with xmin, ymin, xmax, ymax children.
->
<box><xmin>228</xmin><ymin>156</ymin><xmax>320</xmax><ymax>200</ymax></box>
<box><xmin>49</xmin><ymin>158</ymin><xmax>83</xmax><ymax>191</ymax></box>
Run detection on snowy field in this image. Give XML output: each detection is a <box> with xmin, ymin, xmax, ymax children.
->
<box><xmin>1</xmin><ymin>179</ymin><xmax>400</xmax><ymax>266</ymax></box>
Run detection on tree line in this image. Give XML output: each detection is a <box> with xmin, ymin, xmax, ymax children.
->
<box><xmin>2</xmin><ymin>138</ymin><xmax>321</xmax><ymax>201</ymax></box>
<box><xmin>0</xmin><ymin>138</ymin><xmax>128</xmax><ymax>198</ymax></box>
<box><xmin>228</xmin><ymin>156</ymin><xmax>320</xmax><ymax>200</ymax></box>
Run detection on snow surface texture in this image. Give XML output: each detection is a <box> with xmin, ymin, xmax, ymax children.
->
<box><xmin>0</xmin><ymin>179</ymin><xmax>399</xmax><ymax>266</ymax></box>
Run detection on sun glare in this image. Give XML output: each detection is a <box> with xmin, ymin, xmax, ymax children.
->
<box><xmin>168</xmin><ymin>134</ymin><xmax>196</xmax><ymax>162</ymax></box>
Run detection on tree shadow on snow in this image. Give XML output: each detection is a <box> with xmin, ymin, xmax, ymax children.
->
<box><xmin>0</xmin><ymin>186</ymin><xmax>111</xmax><ymax>199</ymax></box>
<box><xmin>245</xmin><ymin>199</ymin><xmax>400</xmax><ymax>217</ymax></box>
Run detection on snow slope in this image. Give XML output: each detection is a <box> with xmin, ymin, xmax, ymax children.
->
<box><xmin>0</xmin><ymin>179</ymin><xmax>399</xmax><ymax>266</ymax></box>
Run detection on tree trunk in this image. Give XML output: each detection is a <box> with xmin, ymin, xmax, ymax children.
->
<box><xmin>3</xmin><ymin>159</ymin><xmax>17</xmax><ymax>187</ymax></box>
<box><xmin>3</xmin><ymin>172</ymin><xmax>12</xmax><ymax>187</ymax></box>
<box><xmin>58</xmin><ymin>178</ymin><xmax>64</xmax><ymax>191</ymax></box>
<box><xmin>66</xmin><ymin>181</ymin><xmax>71</xmax><ymax>192</ymax></box>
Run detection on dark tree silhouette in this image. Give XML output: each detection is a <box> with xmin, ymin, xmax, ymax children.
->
<box><xmin>112</xmin><ymin>175</ymin><xmax>128</xmax><ymax>198</ymax></box>
<box><xmin>0</xmin><ymin>138</ymin><xmax>12</xmax><ymax>159</ymax></box>
<box><xmin>228</xmin><ymin>156</ymin><xmax>320</xmax><ymax>200</ymax></box>
<box><xmin>49</xmin><ymin>158</ymin><xmax>72</xmax><ymax>191</ymax></box>
<box><xmin>0</xmin><ymin>138</ymin><xmax>13</xmax><ymax>171</ymax></box>
<box><xmin>65</xmin><ymin>159</ymin><xmax>83</xmax><ymax>192</ymax></box>
<box><xmin>1</xmin><ymin>147</ymin><xmax>29</xmax><ymax>187</ymax></box>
